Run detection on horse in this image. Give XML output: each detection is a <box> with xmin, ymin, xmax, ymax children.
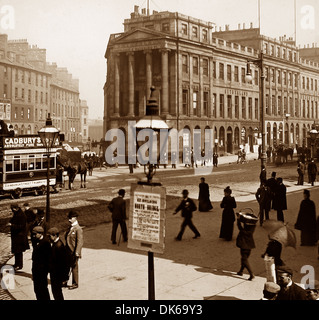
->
<box><xmin>65</xmin><ymin>161</ymin><xmax>88</xmax><ymax>189</ymax></box>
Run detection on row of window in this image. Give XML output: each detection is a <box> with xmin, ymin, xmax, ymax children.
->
<box><xmin>5</xmin><ymin>154</ymin><xmax>55</xmax><ymax>173</ymax></box>
<box><xmin>180</xmin><ymin>90</ymin><xmax>319</xmax><ymax>121</ymax></box>
<box><xmin>12</xmin><ymin>107</ymin><xmax>47</xmax><ymax>121</ymax></box>
<box><xmin>12</xmin><ymin>68</ymin><xmax>49</xmax><ymax>88</ymax></box>
<box><xmin>264</xmin><ymin>42</ymin><xmax>297</xmax><ymax>62</ymax></box>
<box><xmin>51</xmin><ymin>88</ymin><xmax>77</xmax><ymax>102</ymax></box>
<box><xmin>52</xmin><ymin>103</ymin><xmax>79</xmax><ymax>118</ymax></box>
<box><xmin>14</xmin><ymin>87</ymin><xmax>48</xmax><ymax>104</ymax></box>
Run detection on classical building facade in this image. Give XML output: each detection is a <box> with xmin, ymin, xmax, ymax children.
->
<box><xmin>0</xmin><ymin>34</ymin><xmax>83</xmax><ymax>143</ymax></box>
<box><xmin>104</xmin><ymin>6</ymin><xmax>319</xmax><ymax>155</ymax></box>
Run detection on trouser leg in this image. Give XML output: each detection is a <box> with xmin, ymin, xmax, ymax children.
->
<box><xmin>240</xmin><ymin>249</ymin><xmax>253</xmax><ymax>276</ymax></box>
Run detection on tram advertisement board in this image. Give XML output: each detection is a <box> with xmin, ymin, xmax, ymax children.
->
<box><xmin>128</xmin><ymin>183</ymin><xmax>166</xmax><ymax>254</ymax></box>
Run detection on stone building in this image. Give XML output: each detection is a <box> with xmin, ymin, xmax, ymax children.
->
<box><xmin>0</xmin><ymin>34</ymin><xmax>82</xmax><ymax>142</ymax></box>
<box><xmin>104</xmin><ymin>6</ymin><xmax>319</xmax><ymax>156</ymax></box>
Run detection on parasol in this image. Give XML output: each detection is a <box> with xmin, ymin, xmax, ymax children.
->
<box><xmin>262</xmin><ymin>219</ymin><xmax>285</xmax><ymax>233</ymax></box>
<box><xmin>267</xmin><ymin>224</ymin><xmax>297</xmax><ymax>249</ymax></box>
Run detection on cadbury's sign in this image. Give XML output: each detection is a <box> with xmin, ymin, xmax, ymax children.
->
<box><xmin>3</xmin><ymin>136</ymin><xmax>58</xmax><ymax>149</ymax></box>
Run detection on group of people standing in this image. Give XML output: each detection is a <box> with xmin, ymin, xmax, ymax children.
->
<box><xmin>7</xmin><ymin>203</ymin><xmax>83</xmax><ymax>300</ymax></box>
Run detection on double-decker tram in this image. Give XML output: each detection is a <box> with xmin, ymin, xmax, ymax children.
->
<box><xmin>0</xmin><ymin>134</ymin><xmax>60</xmax><ymax>199</ymax></box>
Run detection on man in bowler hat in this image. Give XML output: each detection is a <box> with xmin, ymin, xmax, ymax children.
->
<box><xmin>48</xmin><ymin>227</ymin><xmax>69</xmax><ymax>300</ymax></box>
<box><xmin>65</xmin><ymin>211</ymin><xmax>83</xmax><ymax>290</ymax></box>
<box><xmin>108</xmin><ymin>189</ymin><xmax>128</xmax><ymax>244</ymax></box>
<box><xmin>173</xmin><ymin>190</ymin><xmax>200</xmax><ymax>241</ymax></box>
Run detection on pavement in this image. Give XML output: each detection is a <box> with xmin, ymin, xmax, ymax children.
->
<box><xmin>1</xmin><ymin>151</ymin><xmax>317</xmax><ymax>301</ymax></box>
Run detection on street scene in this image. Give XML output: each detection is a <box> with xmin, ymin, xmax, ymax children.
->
<box><xmin>0</xmin><ymin>0</ymin><xmax>319</xmax><ymax>308</ymax></box>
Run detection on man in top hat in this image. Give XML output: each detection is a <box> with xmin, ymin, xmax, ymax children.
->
<box><xmin>48</xmin><ymin>227</ymin><xmax>69</xmax><ymax>300</ymax></box>
<box><xmin>173</xmin><ymin>189</ymin><xmax>200</xmax><ymax>241</ymax></box>
<box><xmin>7</xmin><ymin>204</ymin><xmax>29</xmax><ymax>270</ymax></box>
<box><xmin>262</xmin><ymin>282</ymin><xmax>281</xmax><ymax>300</ymax></box>
<box><xmin>65</xmin><ymin>210</ymin><xmax>83</xmax><ymax>290</ymax></box>
<box><xmin>275</xmin><ymin>265</ymin><xmax>308</xmax><ymax>300</ymax></box>
<box><xmin>31</xmin><ymin>225</ymin><xmax>51</xmax><ymax>300</ymax></box>
<box><xmin>108</xmin><ymin>189</ymin><xmax>128</xmax><ymax>244</ymax></box>
<box><xmin>306</xmin><ymin>280</ymin><xmax>319</xmax><ymax>300</ymax></box>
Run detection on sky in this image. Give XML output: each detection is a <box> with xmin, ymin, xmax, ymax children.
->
<box><xmin>0</xmin><ymin>0</ymin><xmax>318</xmax><ymax>120</ymax></box>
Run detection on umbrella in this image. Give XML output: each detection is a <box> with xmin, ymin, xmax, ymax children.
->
<box><xmin>268</xmin><ymin>225</ymin><xmax>297</xmax><ymax>249</ymax></box>
<box><xmin>262</xmin><ymin>219</ymin><xmax>285</xmax><ymax>233</ymax></box>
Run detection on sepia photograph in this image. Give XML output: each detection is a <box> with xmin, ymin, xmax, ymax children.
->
<box><xmin>0</xmin><ymin>0</ymin><xmax>319</xmax><ymax>307</ymax></box>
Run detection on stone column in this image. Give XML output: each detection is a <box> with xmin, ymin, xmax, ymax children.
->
<box><xmin>114</xmin><ymin>53</ymin><xmax>120</xmax><ymax>117</ymax></box>
<box><xmin>127</xmin><ymin>52</ymin><xmax>135</xmax><ymax>117</ymax></box>
<box><xmin>145</xmin><ymin>50</ymin><xmax>152</xmax><ymax>98</ymax></box>
<box><xmin>161</xmin><ymin>49</ymin><xmax>169</xmax><ymax>115</ymax></box>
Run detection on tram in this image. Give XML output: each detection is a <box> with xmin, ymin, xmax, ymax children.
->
<box><xmin>0</xmin><ymin>134</ymin><xmax>60</xmax><ymax>198</ymax></box>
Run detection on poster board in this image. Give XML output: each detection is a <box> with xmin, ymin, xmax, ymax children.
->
<box><xmin>128</xmin><ymin>183</ymin><xmax>166</xmax><ymax>254</ymax></box>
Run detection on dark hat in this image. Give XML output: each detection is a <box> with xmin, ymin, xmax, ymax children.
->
<box><xmin>68</xmin><ymin>210</ymin><xmax>78</xmax><ymax>219</ymax></box>
<box><xmin>118</xmin><ymin>189</ymin><xmax>125</xmax><ymax>196</ymax></box>
<box><xmin>182</xmin><ymin>189</ymin><xmax>189</xmax><ymax>195</ymax></box>
<box><xmin>264</xmin><ymin>282</ymin><xmax>280</xmax><ymax>294</ymax></box>
<box><xmin>271</xmin><ymin>172</ymin><xmax>276</xmax><ymax>177</ymax></box>
<box><xmin>32</xmin><ymin>226</ymin><xmax>44</xmax><ymax>234</ymax></box>
<box><xmin>36</xmin><ymin>209</ymin><xmax>45</xmax><ymax>216</ymax></box>
<box><xmin>276</xmin><ymin>265</ymin><xmax>293</xmax><ymax>276</ymax></box>
<box><xmin>23</xmin><ymin>202</ymin><xmax>30</xmax><ymax>207</ymax></box>
<box><xmin>224</xmin><ymin>186</ymin><xmax>232</xmax><ymax>194</ymax></box>
<box><xmin>47</xmin><ymin>227</ymin><xmax>59</xmax><ymax>236</ymax></box>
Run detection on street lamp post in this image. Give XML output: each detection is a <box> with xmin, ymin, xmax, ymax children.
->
<box><xmin>246</xmin><ymin>52</ymin><xmax>266</xmax><ymax>172</ymax></box>
<box><xmin>134</xmin><ymin>86</ymin><xmax>168</xmax><ymax>300</ymax></box>
<box><xmin>38</xmin><ymin>113</ymin><xmax>60</xmax><ymax>226</ymax></box>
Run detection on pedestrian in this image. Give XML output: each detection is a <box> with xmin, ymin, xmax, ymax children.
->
<box><xmin>306</xmin><ymin>280</ymin><xmax>319</xmax><ymax>300</ymax></box>
<box><xmin>262</xmin><ymin>239</ymin><xmax>284</xmax><ymax>267</ymax></box>
<box><xmin>128</xmin><ymin>163</ymin><xmax>134</xmax><ymax>174</ymax></box>
<box><xmin>31</xmin><ymin>226</ymin><xmax>51</xmax><ymax>300</ymax></box>
<box><xmin>275</xmin><ymin>265</ymin><xmax>308</xmax><ymax>300</ymax></box>
<box><xmin>23</xmin><ymin>202</ymin><xmax>36</xmax><ymax>239</ymax></box>
<box><xmin>219</xmin><ymin>186</ymin><xmax>237</xmax><ymax>241</ymax></box>
<box><xmin>235</xmin><ymin>213</ymin><xmax>256</xmax><ymax>281</ymax></box>
<box><xmin>108</xmin><ymin>189</ymin><xmax>128</xmax><ymax>244</ymax></box>
<box><xmin>259</xmin><ymin>165</ymin><xmax>267</xmax><ymax>184</ymax></box>
<box><xmin>7</xmin><ymin>204</ymin><xmax>29</xmax><ymax>271</ymax></box>
<box><xmin>266</xmin><ymin>171</ymin><xmax>277</xmax><ymax>208</ymax></box>
<box><xmin>294</xmin><ymin>189</ymin><xmax>317</xmax><ymax>246</ymax></box>
<box><xmin>173</xmin><ymin>189</ymin><xmax>200</xmax><ymax>241</ymax></box>
<box><xmin>30</xmin><ymin>209</ymin><xmax>48</xmax><ymax>248</ymax></box>
<box><xmin>272</xmin><ymin>177</ymin><xmax>287</xmax><ymax>222</ymax></box>
<box><xmin>297</xmin><ymin>161</ymin><xmax>305</xmax><ymax>185</ymax></box>
<box><xmin>48</xmin><ymin>227</ymin><xmax>69</xmax><ymax>300</ymax></box>
<box><xmin>213</xmin><ymin>152</ymin><xmax>218</xmax><ymax>167</ymax></box>
<box><xmin>261</xmin><ymin>282</ymin><xmax>281</xmax><ymax>300</ymax></box>
<box><xmin>190</xmin><ymin>148</ymin><xmax>194</xmax><ymax>168</ymax></box>
<box><xmin>198</xmin><ymin>177</ymin><xmax>213</xmax><ymax>212</ymax></box>
<box><xmin>255</xmin><ymin>181</ymin><xmax>272</xmax><ymax>226</ymax></box>
<box><xmin>65</xmin><ymin>210</ymin><xmax>83</xmax><ymax>290</ymax></box>
<box><xmin>307</xmin><ymin>158</ymin><xmax>317</xmax><ymax>186</ymax></box>
<box><xmin>171</xmin><ymin>151</ymin><xmax>177</xmax><ymax>169</ymax></box>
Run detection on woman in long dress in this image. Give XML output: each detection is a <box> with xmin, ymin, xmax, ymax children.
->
<box><xmin>219</xmin><ymin>186</ymin><xmax>237</xmax><ymax>241</ymax></box>
<box><xmin>295</xmin><ymin>189</ymin><xmax>317</xmax><ymax>246</ymax></box>
<box><xmin>198</xmin><ymin>177</ymin><xmax>213</xmax><ymax>212</ymax></box>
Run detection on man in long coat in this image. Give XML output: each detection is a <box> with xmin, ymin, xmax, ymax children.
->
<box><xmin>198</xmin><ymin>177</ymin><xmax>213</xmax><ymax>212</ymax></box>
<box><xmin>295</xmin><ymin>189</ymin><xmax>317</xmax><ymax>246</ymax></box>
<box><xmin>48</xmin><ymin>227</ymin><xmax>69</xmax><ymax>300</ymax></box>
<box><xmin>108</xmin><ymin>189</ymin><xmax>128</xmax><ymax>244</ymax></box>
<box><xmin>7</xmin><ymin>204</ymin><xmax>29</xmax><ymax>270</ymax></box>
<box><xmin>272</xmin><ymin>177</ymin><xmax>287</xmax><ymax>222</ymax></box>
<box><xmin>307</xmin><ymin>159</ymin><xmax>317</xmax><ymax>186</ymax></box>
<box><xmin>255</xmin><ymin>182</ymin><xmax>272</xmax><ymax>226</ymax></box>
